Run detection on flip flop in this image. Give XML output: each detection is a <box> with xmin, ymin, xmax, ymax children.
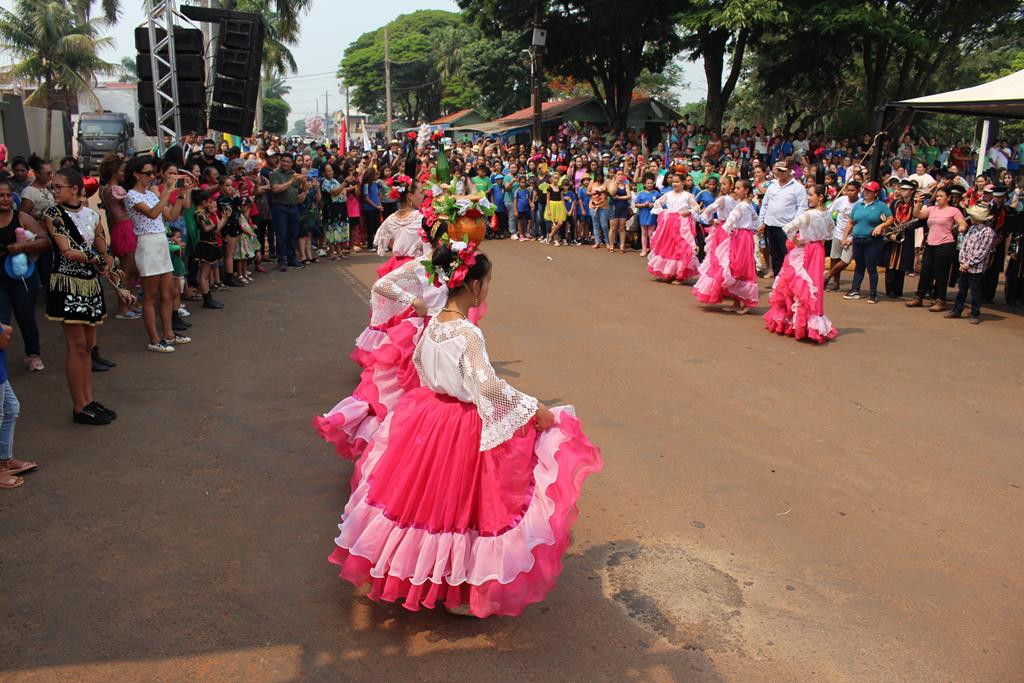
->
<box><xmin>3</xmin><ymin>459</ymin><xmax>37</xmax><ymax>476</ymax></box>
<box><xmin>0</xmin><ymin>473</ymin><xmax>24</xmax><ymax>489</ymax></box>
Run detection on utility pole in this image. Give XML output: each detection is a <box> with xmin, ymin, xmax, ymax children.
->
<box><xmin>384</xmin><ymin>24</ymin><xmax>393</xmax><ymax>142</ymax></box>
<box><xmin>324</xmin><ymin>90</ymin><xmax>330</xmax><ymax>139</ymax></box>
<box><xmin>531</xmin><ymin>5</ymin><xmax>546</xmax><ymax>149</ymax></box>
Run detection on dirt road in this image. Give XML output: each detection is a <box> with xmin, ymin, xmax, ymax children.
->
<box><xmin>3</xmin><ymin>241</ymin><xmax>1022</xmax><ymax>681</ymax></box>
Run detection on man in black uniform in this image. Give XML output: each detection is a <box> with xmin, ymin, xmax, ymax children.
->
<box><xmin>883</xmin><ymin>179</ymin><xmax>918</xmax><ymax>298</ymax></box>
<box><xmin>982</xmin><ymin>186</ymin><xmax>1012</xmax><ymax>303</ymax></box>
<box><xmin>996</xmin><ymin>187</ymin><xmax>1024</xmax><ymax>306</ymax></box>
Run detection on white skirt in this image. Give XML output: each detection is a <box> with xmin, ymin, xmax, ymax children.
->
<box><xmin>135</xmin><ymin>232</ymin><xmax>173</xmax><ymax>277</ymax></box>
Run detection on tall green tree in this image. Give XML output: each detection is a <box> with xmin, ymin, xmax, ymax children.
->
<box><xmin>261</xmin><ymin>97</ymin><xmax>289</xmax><ymax>133</ymax></box>
<box><xmin>339</xmin><ymin>10</ymin><xmax>466</xmax><ymax>123</ymax></box>
<box><xmin>678</xmin><ymin>0</ymin><xmax>785</xmax><ymax>130</ymax></box>
<box><xmin>0</xmin><ymin>0</ymin><xmax>115</xmax><ymax>160</ymax></box>
<box><xmin>458</xmin><ymin>0</ymin><xmax>688</xmax><ymax>131</ymax></box>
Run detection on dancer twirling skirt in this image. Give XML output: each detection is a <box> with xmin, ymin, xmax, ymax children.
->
<box><xmin>329</xmin><ymin>243</ymin><xmax>603</xmax><ymax>617</ymax></box>
<box><xmin>647</xmin><ymin>174</ymin><xmax>701</xmax><ymax>282</ymax></box>
<box><xmin>694</xmin><ymin>179</ymin><xmax>759</xmax><ymax>312</ymax></box>
<box><xmin>763</xmin><ymin>184</ymin><xmax>838</xmax><ymax>343</ymax></box>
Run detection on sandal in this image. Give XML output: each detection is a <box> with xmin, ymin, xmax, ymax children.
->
<box><xmin>2</xmin><ymin>458</ymin><xmax>37</xmax><ymax>476</ymax></box>
<box><xmin>0</xmin><ymin>472</ymin><xmax>23</xmax><ymax>489</ymax></box>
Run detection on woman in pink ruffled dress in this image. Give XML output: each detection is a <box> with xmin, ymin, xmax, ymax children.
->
<box><xmin>693</xmin><ymin>179</ymin><xmax>760</xmax><ymax>313</ymax></box>
<box><xmin>318</xmin><ymin>214</ymin><xmax>485</xmax><ymax>460</ymax></box>
<box><xmin>329</xmin><ymin>242</ymin><xmax>603</xmax><ymax>617</ymax></box>
<box><xmin>646</xmin><ymin>174</ymin><xmax>701</xmax><ymax>283</ymax></box>
<box><xmin>372</xmin><ymin>173</ymin><xmax>428</xmax><ymax>277</ymax></box>
<box><xmin>763</xmin><ymin>184</ymin><xmax>838</xmax><ymax>343</ymax></box>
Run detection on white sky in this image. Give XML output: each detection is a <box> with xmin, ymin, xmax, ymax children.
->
<box><xmin>0</xmin><ymin>0</ymin><xmax>706</xmax><ymax>121</ymax></box>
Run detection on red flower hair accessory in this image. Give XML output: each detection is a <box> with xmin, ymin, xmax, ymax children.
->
<box><xmin>431</xmin><ymin>130</ymin><xmax>443</xmax><ymax>142</ymax></box>
<box><xmin>386</xmin><ymin>173</ymin><xmax>413</xmax><ymax>201</ymax></box>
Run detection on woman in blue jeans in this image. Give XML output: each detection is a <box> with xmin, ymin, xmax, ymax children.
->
<box><xmin>0</xmin><ymin>180</ymin><xmax>48</xmax><ymax>371</ymax></box>
<box><xmin>842</xmin><ymin>181</ymin><xmax>893</xmax><ymax>304</ymax></box>
<box><xmin>0</xmin><ymin>321</ymin><xmax>34</xmax><ymax>489</ymax></box>
<box><xmin>588</xmin><ymin>171</ymin><xmax>611</xmax><ymax>248</ymax></box>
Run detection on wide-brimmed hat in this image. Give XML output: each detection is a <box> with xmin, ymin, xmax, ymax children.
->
<box><xmin>966</xmin><ymin>204</ymin><xmax>991</xmax><ymax>223</ymax></box>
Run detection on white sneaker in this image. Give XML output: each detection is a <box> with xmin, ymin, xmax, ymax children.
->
<box><xmin>511</xmin><ymin>234</ymin><xmax>519</xmax><ymax>240</ymax></box>
<box><xmin>177</xmin><ymin>306</ymin><xmax>190</xmax><ymax>317</ymax></box>
<box><xmin>316</xmin><ymin>249</ymin><xmax>327</xmax><ymax>257</ymax></box>
<box><xmin>172</xmin><ymin>335</ymin><xmax>192</xmax><ymax>345</ymax></box>
<box><xmin>147</xmin><ymin>340</ymin><xmax>175</xmax><ymax>353</ymax></box>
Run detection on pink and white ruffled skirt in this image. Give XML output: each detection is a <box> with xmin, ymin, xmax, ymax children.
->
<box><xmin>693</xmin><ymin>226</ymin><xmax>759</xmax><ymax>308</ymax></box>
<box><xmin>763</xmin><ymin>240</ymin><xmax>837</xmax><ymax>343</ymax></box>
<box><xmin>647</xmin><ymin>212</ymin><xmax>700</xmax><ymax>282</ymax></box>
<box><xmin>329</xmin><ymin>387</ymin><xmax>603</xmax><ymax>618</ymax></box>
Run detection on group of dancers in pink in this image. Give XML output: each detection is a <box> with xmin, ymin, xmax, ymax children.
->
<box><xmin>313</xmin><ymin>176</ymin><xmax>603</xmax><ymax>618</ymax></box>
<box><xmin>646</xmin><ymin>174</ymin><xmax>838</xmax><ymax>344</ymax></box>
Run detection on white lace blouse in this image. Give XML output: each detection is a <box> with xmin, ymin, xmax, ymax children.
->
<box><xmin>373</xmin><ymin>209</ymin><xmax>428</xmax><ymax>258</ymax></box>
<box><xmin>783</xmin><ymin>208</ymin><xmax>835</xmax><ymax>242</ymax></box>
<box><xmin>654</xmin><ymin>190</ymin><xmax>700</xmax><ymax>215</ymax></box>
<box><xmin>722</xmin><ymin>202</ymin><xmax>759</xmax><ymax>232</ymax></box>
<box><xmin>701</xmin><ymin>195</ymin><xmax>737</xmax><ymax>223</ymax></box>
<box><xmin>414</xmin><ymin>317</ymin><xmax>539</xmax><ymax>451</ymax></box>
<box><xmin>368</xmin><ymin>258</ymin><xmax>446</xmax><ymax>327</ymax></box>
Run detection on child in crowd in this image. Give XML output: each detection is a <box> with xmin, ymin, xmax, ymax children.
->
<box><xmin>167</xmin><ymin>226</ymin><xmax>190</xmax><ymax>331</ymax></box>
<box><xmin>193</xmin><ymin>189</ymin><xmax>227</xmax><ymax>309</ymax></box>
<box><xmin>635</xmin><ymin>177</ymin><xmax>659</xmax><ymax>257</ymax></box>
<box><xmin>513</xmin><ymin>176</ymin><xmax>532</xmax><ymax>240</ymax></box>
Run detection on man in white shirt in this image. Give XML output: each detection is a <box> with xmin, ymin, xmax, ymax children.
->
<box><xmin>758</xmin><ymin>161</ymin><xmax>809</xmax><ymax>277</ymax></box>
<box><xmin>986</xmin><ymin>141</ymin><xmax>1010</xmax><ymax>171</ymax></box>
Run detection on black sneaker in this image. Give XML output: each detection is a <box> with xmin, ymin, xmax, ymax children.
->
<box><xmin>92</xmin><ymin>348</ymin><xmax>116</xmax><ymax>368</ymax></box>
<box><xmin>91</xmin><ymin>358</ymin><xmax>109</xmax><ymax>372</ymax></box>
<box><xmin>87</xmin><ymin>401</ymin><xmax>117</xmax><ymax>420</ymax></box>
<box><xmin>868</xmin><ymin>295</ymin><xmax>878</xmax><ymax>304</ymax></box>
<box><xmin>226</xmin><ymin>275</ymin><xmax>245</xmax><ymax>287</ymax></box>
<box><xmin>73</xmin><ymin>405</ymin><xmax>112</xmax><ymax>425</ymax></box>
<box><xmin>287</xmin><ymin>261</ymin><xmax>306</xmax><ymax>269</ymax></box>
<box><xmin>278</xmin><ymin>266</ymin><xmax>287</xmax><ymax>272</ymax></box>
<box><xmin>203</xmin><ymin>295</ymin><xmax>224</xmax><ymax>309</ymax></box>
<box><xmin>843</xmin><ymin>290</ymin><xmax>860</xmax><ymax>300</ymax></box>
<box><xmin>172</xmin><ymin>312</ymin><xmax>189</xmax><ymax>332</ymax></box>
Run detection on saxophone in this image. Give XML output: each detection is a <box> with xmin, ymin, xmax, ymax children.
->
<box><xmin>886</xmin><ymin>202</ymin><xmax>917</xmax><ymax>243</ymax></box>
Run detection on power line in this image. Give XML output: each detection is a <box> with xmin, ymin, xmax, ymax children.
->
<box><xmin>279</xmin><ymin>70</ymin><xmax>339</xmax><ymax>81</ymax></box>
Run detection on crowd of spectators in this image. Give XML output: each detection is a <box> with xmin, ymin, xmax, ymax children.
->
<box><xmin>0</xmin><ymin>116</ymin><xmax>1020</xmax><ymax>487</ymax></box>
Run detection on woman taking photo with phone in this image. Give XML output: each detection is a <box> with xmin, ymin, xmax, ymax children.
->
<box><xmin>125</xmin><ymin>155</ymin><xmax>190</xmax><ymax>353</ymax></box>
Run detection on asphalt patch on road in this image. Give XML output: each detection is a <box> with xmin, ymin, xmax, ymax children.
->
<box><xmin>602</xmin><ymin>542</ymin><xmax>746</xmax><ymax>655</ymax></box>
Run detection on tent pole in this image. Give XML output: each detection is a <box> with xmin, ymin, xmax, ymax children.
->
<box><xmin>977</xmin><ymin>119</ymin><xmax>990</xmax><ymax>176</ymax></box>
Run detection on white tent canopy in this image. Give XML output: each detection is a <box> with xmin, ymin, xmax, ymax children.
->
<box><xmin>889</xmin><ymin>69</ymin><xmax>1024</xmax><ymax>119</ymax></box>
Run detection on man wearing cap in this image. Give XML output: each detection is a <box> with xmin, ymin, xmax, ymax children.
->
<box><xmin>269</xmin><ymin>152</ymin><xmax>308</xmax><ymax>271</ymax></box>
<box><xmin>883</xmin><ymin>179</ymin><xmax>919</xmax><ymax>297</ymax></box>
<box><xmin>982</xmin><ymin>185</ymin><xmax>1014</xmax><ymax>302</ymax></box>
<box><xmin>759</xmin><ymin>161</ymin><xmax>808</xmax><ymax>278</ymax></box>
<box><xmin>945</xmin><ymin>205</ymin><xmax>996</xmax><ymax>324</ymax></box>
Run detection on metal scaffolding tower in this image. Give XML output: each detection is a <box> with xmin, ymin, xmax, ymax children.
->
<box><xmin>145</xmin><ymin>0</ymin><xmax>183</xmax><ymax>155</ymax></box>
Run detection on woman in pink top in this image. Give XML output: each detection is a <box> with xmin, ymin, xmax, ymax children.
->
<box><xmin>906</xmin><ymin>187</ymin><xmax>967</xmax><ymax>311</ymax></box>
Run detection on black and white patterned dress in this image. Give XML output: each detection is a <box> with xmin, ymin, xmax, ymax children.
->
<box><xmin>44</xmin><ymin>204</ymin><xmax>106</xmax><ymax>326</ymax></box>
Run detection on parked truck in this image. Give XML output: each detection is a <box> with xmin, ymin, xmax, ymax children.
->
<box><xmin>76</xmin><ymin>112</ymin><xmax>137</xmax><ymax>173</ymax></box>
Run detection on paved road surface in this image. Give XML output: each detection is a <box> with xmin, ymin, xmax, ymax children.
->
<box><xmin>3</xmin><ymin>241</ymin><xmax>1023</xmax><ymax>681</ymax></box>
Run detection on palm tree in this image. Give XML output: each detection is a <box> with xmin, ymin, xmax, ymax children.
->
<box><xmin>0</xmin><ymin>0</ymin><xmax>115</xmax><ymax>160</ymax></box>
<box><xmin>262</xmin><ymin>73</ymin><xmax>291</xmax><ymax>100</ymax></box>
